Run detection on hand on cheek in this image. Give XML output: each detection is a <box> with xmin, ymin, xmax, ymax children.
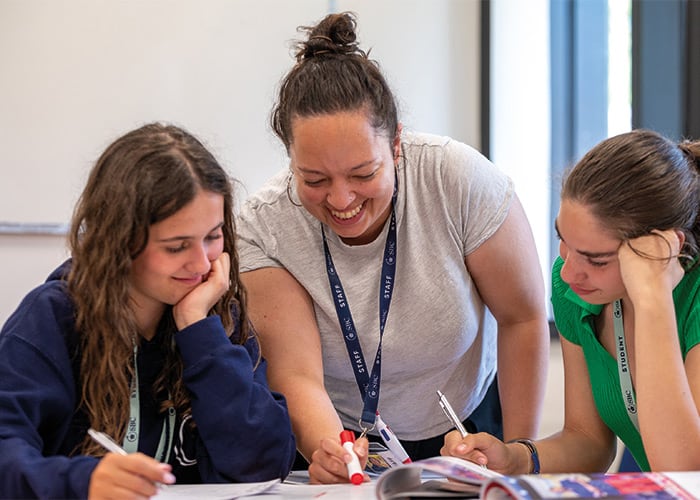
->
<box><xmin>173</xmin><ymin>252</ymin><xmax>231</xmax><ymax>330</ymax></box>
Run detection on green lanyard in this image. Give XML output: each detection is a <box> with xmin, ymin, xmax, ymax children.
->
<box><xmin>613</xmin><ymin>299</ymin><xmax>640</xmax><ymax>431</ymax></box>
<box><xmin>122</xmin><ymin>344</ymin><xmax>176</xmax><ymax>463</ymax></box>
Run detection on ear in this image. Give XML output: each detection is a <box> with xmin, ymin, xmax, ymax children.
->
<box><xmin>392</xmin><ymin>123</ymin><xmax>403</xmax><ymax>163</ymax></box>
<box><xmin>675</xmin><ymin>228</ymin><xmax>687</xmax><ymax>250</ymax></box>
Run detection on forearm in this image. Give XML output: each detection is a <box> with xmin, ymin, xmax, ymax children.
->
<box><xmin>633</xmin><ymin>296</ymin><xmax>700</xmax><ymax>470</ymax></box>
<box><xmin>283</xmin><ymin>384</ymin><xmax>344</xmax><ymax>461</ymax></box>
<box><xmin>497</xmin><ymin>319</ymin><xmax>549</xmax><ymax>440</ymax></box>
<box><xmin>178</xmin><ymin>317</ymin><xmax>296</xmax><ymax>480</ymax></box>
<box><xmin>0</xmin><ymin>437</ymin><xmax>97</xmax><ymax>499</ymax></box>
<box><xmin>534</xmin><ymin>428</ymin><xmax>617</xmax><ymax>474</ymax></box>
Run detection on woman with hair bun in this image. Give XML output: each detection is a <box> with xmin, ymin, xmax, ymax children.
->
<box><xmin>237</xmin><ymin>12</ymin><xmax>549</xmax><ymax>483</ymax></box>
<box><xmin>444</xmin><ymin>129</ymin><xmax>700</xmax><ymax>473</ymax></box>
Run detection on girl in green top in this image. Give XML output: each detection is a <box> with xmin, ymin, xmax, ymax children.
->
<box><xmin>442</xmin><ymin>129</ymin><xmax>700</xmax><ymax>473</ymax></box>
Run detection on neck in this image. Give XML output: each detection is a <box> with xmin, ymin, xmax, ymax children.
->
<box><xmin>131</xmin><ymin>303</ymin><xmax>165</xmax><ymax>341</ymax></box>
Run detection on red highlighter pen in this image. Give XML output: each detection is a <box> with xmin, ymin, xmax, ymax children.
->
<box><xmin>339</xmin><ymin>430</ymin><xmax>364</xmax><ymax>485</ymax></box>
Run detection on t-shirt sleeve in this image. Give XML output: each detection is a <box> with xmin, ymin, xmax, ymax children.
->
<box><xmin>441</xmin><ymin>139</ymin><xmax>514</xmax><ymax>255</ymax></box>
<box><xmin>236</xmin><ymin>200</ymin><xmax>284</xmax><ymax>273</ymax></box>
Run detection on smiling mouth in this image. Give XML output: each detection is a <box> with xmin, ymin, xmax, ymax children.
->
<box><xmin>174</xmin><ymin>276</ymin><xmax>202</xmax><ymax>285</ymax></box>
<box><xmin>331</xmin><ymin>202</ymin><xmax>364</xmax><ymax>220</ymax></box>
<box><xmin>571</xmin><ymin>284</ymin><xmax>595</xmax><ymax>294</ymax></box>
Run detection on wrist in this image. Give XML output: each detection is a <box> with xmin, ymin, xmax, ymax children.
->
<box><xmin>507</xmin><ymin>438</ymin><xmax>540</xmax><ymax>474</ymax></box>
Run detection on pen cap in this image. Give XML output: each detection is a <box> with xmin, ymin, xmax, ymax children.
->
<box><xmin>340</xmin><ymin>430</ymin><xmax>356</xmax><ymax>444</ymax></box>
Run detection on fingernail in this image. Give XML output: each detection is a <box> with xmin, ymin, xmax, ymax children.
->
<box><xmin>163</xmin><ymin>472</ymin><xmax>176</xmax><ymax>484</ymax></box>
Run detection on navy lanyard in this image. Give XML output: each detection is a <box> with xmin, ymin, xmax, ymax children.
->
<box><xmin>321</xmin><ymin>190</ymin><xmax>397</xmax><ymax>430</ymax></box>
<box><xmin>613</xmin><ymin>299</ymin><xmax>640</xmax><ymax>431</ymax></box>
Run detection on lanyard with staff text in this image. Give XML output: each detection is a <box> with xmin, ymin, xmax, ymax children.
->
<box><xmin>123</xmin><ymin>344</ymin><xmax>177</xmax><ymax>463</ymax></box>
<box><xmin>613</xmin><ymin>299</ymin><xmax>640</xmax><ymax>431</ymax></box>
<box><xmin>321</xmin><ymin>187</ymin><xmax>397</xmax><ymax>433</ymax></box>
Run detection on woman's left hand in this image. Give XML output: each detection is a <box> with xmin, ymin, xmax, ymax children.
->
<box><xmin>173</xmin><ymin>252</ymin><xmax>230</xmax><ymax>329</ymax></box>
<box><xmin>618</xmin><ymin>229</ymin><xmax>685</xmax><ymax>302</ymax></box>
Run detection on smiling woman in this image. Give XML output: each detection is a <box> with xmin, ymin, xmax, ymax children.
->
<box><xmin>0</xmin><ymin>123</ymin><xmax>296</xmax><ymax>499</ymax></box>
<box><xmin>289</xmin><ymin>111</ymin><xmax>397</xmax><ymax>246</ymax></box>
<box><xmin>236</xmin><ymin>11</ymin><xmax>550</xmax><ymax>485</ymax></box>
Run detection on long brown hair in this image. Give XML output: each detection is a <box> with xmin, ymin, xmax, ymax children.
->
<box><xmin>67</xmin><ymin>123</ymin><xmax>250</xmax><ymax>455</ymax></box>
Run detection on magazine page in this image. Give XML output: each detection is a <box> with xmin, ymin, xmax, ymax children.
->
<box><xmin>152</xmin><ymin>478</ymin><xmax>280</xmax><ymax>499</ymax></box>
<box><xmin>365</xmin><ymin>442</ymin><xmax>404</xmax><ymax>477</ymax></box>
<box><xmin>375</xmin><ymin>456</ymin><xmax>501</xmax><ymax>500</ymax></box>
<box><xmin>481</xmin><ymin>471</ymin><xmax>700</xmax><ymax>500</ymax></box>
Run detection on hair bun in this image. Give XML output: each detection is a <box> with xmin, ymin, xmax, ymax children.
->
<box><xmin>678</xmin><ymin>139</ymin><xmax>700</xmax><ymax>173</ymax></box>
<box><xmin>295</xmin><ymin>12</ymin><xmax>365</xmax><ymax>62</ymax></box>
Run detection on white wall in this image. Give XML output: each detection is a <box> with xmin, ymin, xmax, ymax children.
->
<box><xmin>0</xmin><ymin>0</ymin><xmax>482</xmax><ymax>324</ymax></box>
<box><xmin>490</xmin><ymin>0</ymin><xmax>552</xmax><ymax>310</ymax></box>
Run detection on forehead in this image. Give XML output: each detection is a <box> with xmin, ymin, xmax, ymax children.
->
<box><xmin>557</xmin><ymin>200</ymin><xmax>620</xmax><ymax>249</ymax></box>
<box><xmin>149</xmin><ymin>190</ymin><xmax>224</xmax><ymax>236</ymax></box>
<box><xmin>290</xmin><ymin>112</ymin><xmax>390</xmax><ymax>155</ymax></box>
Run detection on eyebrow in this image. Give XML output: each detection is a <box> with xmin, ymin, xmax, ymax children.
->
<box><xmin>296</xmin><ymin>158</ymin><xmax>379</xmax><ymax>175</ymax></box>
<box><xmin>554</xmin><ymin>220</ymin><xmax>618</xmax><ymax>259</ymax></box>
<box><xmin>156</xmin><ymin>222</ymin><xmax>224</xmax><ymax>243</ymax></box>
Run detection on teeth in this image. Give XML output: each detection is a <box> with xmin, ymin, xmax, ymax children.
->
<box><xmin>331</xmin><ymin>203</ymin><xmax>362</xmax><ymax>220</ymax></box>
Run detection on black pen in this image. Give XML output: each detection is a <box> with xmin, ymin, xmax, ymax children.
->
<box><xmin>436</xmin><ymin>390</ymin><xmax>468</xmax><ymax>438</ymax></box>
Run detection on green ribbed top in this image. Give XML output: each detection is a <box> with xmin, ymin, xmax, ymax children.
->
<box><xmin>551</xmin><ymin>256</ymin><xmax>700</xmax><ymax>471</ymax></box>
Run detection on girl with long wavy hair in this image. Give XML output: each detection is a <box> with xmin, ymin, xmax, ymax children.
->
<box><xmin>0</xmin><ymin>123</ymin><xmax>295</xmax><ymax>498</ymax></box>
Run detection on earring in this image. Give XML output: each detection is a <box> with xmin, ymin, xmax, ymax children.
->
<box><xmin>286</xmin><ymin>172</ymin><xmax>303</xmax><ymax>207</ymax></box>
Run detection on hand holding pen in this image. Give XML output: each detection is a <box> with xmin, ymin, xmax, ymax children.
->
<box><xmin>437</xmin><ymin>390</ymin><xmax>489</xmax><ymax>470</ymax></box>
<box><xmin>87</xmin><ymin>428</ymin><xmax>175</xmax><ymax>498</ymax></box>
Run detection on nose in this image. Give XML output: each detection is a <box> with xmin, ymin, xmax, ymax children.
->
<box><xmin>326</xmin><ymin>181</ymin><xmax>356</xmax><ymax>209</ymax></box>
<box><xmin>185</xmin><ymin>243</ymin><xmax>212</xmax><ymax>276</ymax></box>
<box><xmin>558</xmin><ymin>241</ymin><xmax>582</xmax><ymax>284</ymax></box>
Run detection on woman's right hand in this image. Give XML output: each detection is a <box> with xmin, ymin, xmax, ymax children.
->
<box><xmin>440</xmin><ymin>431</ymin><xmax>523</xmax><ymax>475</ymax></box>
<box><xmin>88</xmin><ymin>452</ymin><xmax>175</xmax><ymax>499</ymax></box>
<box><xmin>307</xmin><ymin>436</ymin><xmax>369</xmax><ymax>484</ymax></box>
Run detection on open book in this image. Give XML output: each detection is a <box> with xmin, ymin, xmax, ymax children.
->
<box><xmin>375</xmin><ymin>456</ymin><xmax>700</xmax><ymax>499</ymax></box>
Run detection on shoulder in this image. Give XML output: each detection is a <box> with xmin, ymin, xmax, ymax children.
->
<box><xmin>674</xmin><ymin>265</ymin><xmax>700</xmax><ymax>352</ymax></box>
<box><xmin>0</xmin><ymin>269</ymin><xmax>77</xmax><ymax>369</ymax></box>
<box><xmin>237</xmin><ymin>169</ymin><xmax>316</xmax><ymax>236</ymax></box>
<box><xmin>401</xmin><ymin>131</ymin><xmax>489</xmax><ymax>166</ymax></box>
<box><xmin>401</xmin><ymin>131</ymin><xmax>510</xmax><ymax>191</ymax></box>
<box><xmin>551</xmin><ymin>257</ymin><xmax>603</xmax><ymax>345</ymax></box>
<box><xmin>238</xmin><ymin>169</ymin><xmax>290</xmax><ymax>218</ymax></box>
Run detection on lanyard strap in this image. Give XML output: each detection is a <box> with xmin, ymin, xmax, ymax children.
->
<box><xmin>613</xmin><ymin>299</ymin><xmax>640</xmax><ymax>431</ymax></box>
<box><xmin>123</xmin><ymin>344</ymin><xmax>177</xmax><ymax>463</ymax></box>
<box><xmin>321</xmin><ymin>192</ymin><xmax>397</xmax><ymax>429</ymax></box>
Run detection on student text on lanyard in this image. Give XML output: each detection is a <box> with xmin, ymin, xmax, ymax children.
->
<box><xmin>321</xmin><ymin>181</ymin><xmax>411</xmax><ymax>463</ymax></box>
<box><xmin>123</xmin><ymin>344</ymin><xmax>177</xmax><ymax>463</ymax></box>
<box><xmin>613</xmin><ymin>299</ymin><xmax>640</xmax><ymax>431</ymax></box>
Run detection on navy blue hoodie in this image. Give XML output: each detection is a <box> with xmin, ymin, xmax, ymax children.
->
<box><xmin>0</xmin><ymin>261</ymin><xmax>295</xmax><ymax>499</ymax></box>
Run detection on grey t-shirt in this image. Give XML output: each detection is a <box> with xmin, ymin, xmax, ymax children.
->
<box><xmin>237</xmin><ymin>131</ymin><xmax>513</xmax><ymax>440</ymax></box>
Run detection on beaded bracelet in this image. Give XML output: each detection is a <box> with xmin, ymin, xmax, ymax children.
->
<box><xmin>508</xmin><ymin>438</ymin><xmax>540</xmax><ymax>474</ymax></box>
